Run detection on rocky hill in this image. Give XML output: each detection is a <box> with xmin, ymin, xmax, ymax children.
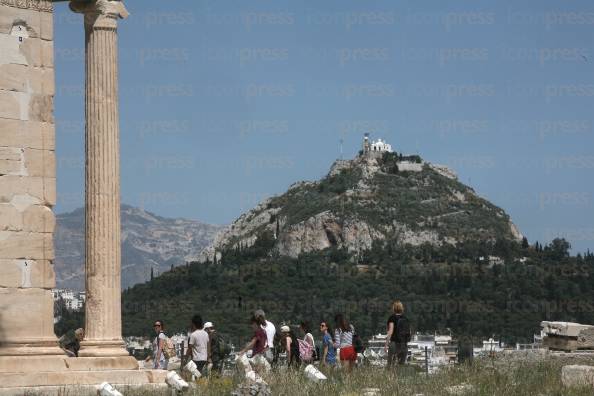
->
<box><xmin>201</xmin><ymin>151</ymin><xmax>522</xmax><ymax>262</ymax></box>
<box><xmin>121</xmin><ymin>149</ymin><xmax>594</xmax><ymax>343</ymax></box>
<box><xmin>54</xmin><ymin>205</ymin><xmax>224</xmax><ymax>290</ymax></box>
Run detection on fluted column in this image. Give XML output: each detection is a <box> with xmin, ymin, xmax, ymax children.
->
<box><xmin>71</xmin><ymin>0</ymin><xmax>129</xmax><ymax>357</ymax></box>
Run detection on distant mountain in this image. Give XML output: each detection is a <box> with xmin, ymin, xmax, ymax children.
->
<box><xmin>201</xmin><ymin>150</ymin><xmax>523</xmax><ymax>262</ymax></box>
<box><xmin>54</xmin><ymin>205</ymin><xmax>224</xmax><ymax>290</ymax></box>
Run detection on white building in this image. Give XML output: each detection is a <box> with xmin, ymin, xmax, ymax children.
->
<box><xmin>362</xmin><ymin>134</ymin><xmax>393</xmax><ymax>155</ymax></box>
<box><xmin>52</xmin><ymin>289</ymin><xmax>86</xmax><ymax>311</ymax></box>
<box><xmin>370</xmin><ymin>138</ymin><xmax>393</xmax><ymax>153</ymax></box>
<box><xmin>473</xmin><ymin>338</ymin><xmax>504</xmax><ymax>357</ymax></box>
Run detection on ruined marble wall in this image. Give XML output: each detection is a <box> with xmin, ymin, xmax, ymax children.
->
<box><xmin>0</xmin><ymin>0</ymin><xmax>57</xmax><ymax>349</ymax></box>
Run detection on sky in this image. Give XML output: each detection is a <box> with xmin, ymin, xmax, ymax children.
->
<box><xmin>53</xmin><ymin>0</ymin><xmax>594</xmax><ymax>253</ymax></box>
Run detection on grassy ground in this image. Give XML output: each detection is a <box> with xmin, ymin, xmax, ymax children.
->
<box><xmin>124</xmin><ymin>356</ymin><xmax>594</xmax><ymax>396</ymax></box>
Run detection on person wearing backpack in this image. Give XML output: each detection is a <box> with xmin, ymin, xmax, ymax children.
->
<box><xmin>58</xmin><ymin>328</ymin><xmax>84</xmax><ymax>357</ymax></box>
<box><xmin>204</xmin><ymin>321</ymin><xmax>230</xmax><ymax>374</ymax></box>
<box><xmin>334</xmin><ymin>313</ymin><xmax>357</xmax><ymax>372</ymax></box>
<box><xmin>187</xmin><ymin>315</ymin><xmax>210</xmax><ymax>375</ymax></box>
<box><xmin>279</xmin><ymin>325</ymin><xmax>300</xmax><ymax>367</ymax></box>
<box><xmin>385</xmin><ymin>300</ymin><xmax>411</xmax><ymax>367</ymax></box>
<box><xmin>146</xmin><ymin>319</ymin><xmax>168</xmax><ymax>369</ymax></box>
<box><xmin>298</xmin><ymin>321</ymin><xmax>315</xmax><ymax>364</ymax></box>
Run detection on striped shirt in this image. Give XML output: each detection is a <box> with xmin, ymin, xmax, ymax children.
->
<box><xmin>334</xmin><ymin>326</ymin><xmax>354</xmax><ymax>348</ymax></box>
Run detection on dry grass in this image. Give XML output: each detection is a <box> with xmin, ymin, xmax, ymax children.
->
<box><xmin>125</xmin><ymin>356</ymin><xmax>594</xmax><ymax>396</ymax></box>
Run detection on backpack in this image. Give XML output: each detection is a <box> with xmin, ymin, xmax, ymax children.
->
<box><xmin>313</xmin><ymin>345</ymin><xmax>321</xmax><ymax>361</ymax></box>
<box><xmin>395</xmin><ymin>316</ymin><xmax>411</xmax><ymax>343</ymax></box>
<box><xmin>298</xmin><ymin>334</ymin><xmax>315</xmax><ymax>362</ymax></box>
<box><xmin>213</xmin><ymin>333</ymin><xmax>231</xmax><ymax>361</ymax></box>
<box><xmin>353</xmin><ymin>329</ymin><xmax>365</xmax><ymax>353</ymax></box>
<box><xmin>161</xmin><ymin>333</ymin><xmax>177</xmax><ymax>359</ymax></box>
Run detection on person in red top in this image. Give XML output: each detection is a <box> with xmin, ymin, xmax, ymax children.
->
<box><xmin>238</xmin><ymin>315</ymin><xmax>269</xmax><ymax>373</ymax></box>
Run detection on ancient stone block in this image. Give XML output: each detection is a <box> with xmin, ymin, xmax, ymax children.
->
<box><xmin>43</xmin><ymin>175</ymin><xmax>56</xmax><ymax>205</ymax></box>
<box><xmin>0</xmin><ymin>64</ymin><xmax>53</xmax><ymax>95</ymax></box>
<box><xmin>0</xmin><ymin>287</ymin><xmax>55</xmax><ymax>343</ymax></box>
<box><xmin>0</xmin><ymin>259</ymin><xmax>55</xmax><ymax>288</ymax></box>
<box><xmin>541</xmin><ymin>321</ymin><xmax>593</xmax><ymax>337</ymax></box>
<box><xmin>0</xmin><ymin>204</ymin><xmax>22</xmax><ymax>231</ymax></box>
<box><xmin>0</xmin><ymin>356</ymin><xmax>67</xmax><ymax>374</ymax></box>
<box><xmin>28</xmin><ymin>94</ymin><xmax>52</xmax><ymax>122</ymax></box>
<box><xmin>0</xmin><ymin>93</ymin><xmax>52</xmax><ymax>123</ymax></box>
<box><xmin>0</xmin><ymin>119</ymin><xmax>55</xmax><ymax>150</ymax></box>
<box><xmin>0</xmin><ymin>356</ymin><xmax>142</xmax><ymax>375</ymax></box>
<box><xmin>0</xmin><ymin>64</ymin><xmax>28</xmax><ymax>92</ymax></box>
<box><xmin>0</xmin><ymin>203</ymin><xmax>51</xmax><ymax>233</ymax></box>
<box><xmin>23</xmin><ymin>148</ymin><xmax>54</xmax><ymax>178</ymax></box>
<box><xmin>577</xmin><ymin>328</ymin><xmax>594</xmax><ymax>349</ymax></box>
<box><xmin>562</xmin><ymin>365</ymin><xmax>594</xmax><ymax>388</ymax></box>
<box><xmin>41</xmin><ymin>122</ymin><xmax>55</xmax><ymax>149</ymax></box>
<box><xmin>0</xmin><ymin>4</ymin><xmax>41</xmax><ymax>37</ymax></box>
<box><xmin>39</xmin><ymin>10</ymin><xmax>52</xmax><ymax>40</ymax></box>
<box><xmin>544</xmin><ymin>335</ymin><xmax>578</xmax><ymax>352</ymax></box>
<box><xmin>0</xmin><ymin>91</ymin><xmax>29</xmax><ymax>120</ymax></box>
<box><xmin>0</xmin><ymin>147</ymin><xmax>23</xmax><ymax>175</ymax></box>
<box><xmin>23</xmin><ymin>204</ymin><xmax>55</xmax><ymax>233</ymax></box>
<box><xmin>0</xmin><ymin>230</ymin><xmax>54</xmax><ymax>260</ymax></box>
<box><xmin>18</xmin><ymin>36</ymin><xmax>41</xmax><ymax>67</ymax></box>
<box><xmin>0</xmin><ymin>148</ymin><xmax>21</xmax><ymax>162</ymax></box>
<box><xmin>0</xmin><ymin>369</ymin><xmax>160</xmax><ymax>389</ymax></box>
<box><xmin>0</xmin><ymin>176</ymin><xmax>55</xmax><ymax>205</ymax></box>
<box><xmin>41</xmin><ymin>37</ymin><xmax>52</xmax><ymax>67</ymax></box>
<box><xmin>41</xmin><ymin>67</ymin><xmax>54</xmax><ymax>95</ymax></box>
<box><xmin>0</xmin><ymin>33</ymin><xmax>28</xmax><ymax>65</ymax></box>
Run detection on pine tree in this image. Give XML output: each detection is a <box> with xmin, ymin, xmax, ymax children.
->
<box><xmin>150</xmin><ymin>267</ymin><xmax>154</xmax><ymax>281</ymax></box>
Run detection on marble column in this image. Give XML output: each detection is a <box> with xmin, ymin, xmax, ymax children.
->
<box><xmin>70</xmin><ymin>0</ymin><xmax>129</xmax><ymax>358</ymax></box>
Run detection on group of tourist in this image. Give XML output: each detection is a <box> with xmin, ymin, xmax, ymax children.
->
<box><xmin>148</xmin><ymin>315</ymin><xmax>224</xmax><ymax>373</ymax></box>
<box><xmin>148</xmin><ymin>300</ymin><xmax>411</xmax><ymax>376</ymax></box>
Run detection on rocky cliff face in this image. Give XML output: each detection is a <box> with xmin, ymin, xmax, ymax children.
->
<box><xmin>200</xmin><ymin>152</ymin><xmax>522</xmax><ymax>261</ymax></box>
<box><xmin>54</xmin><ymin>205</ymin><xmax>224</xmax><ymax>290</ymax></box>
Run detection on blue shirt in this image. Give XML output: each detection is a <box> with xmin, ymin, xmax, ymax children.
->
<box><xmin>323</xmin><ymin>333</ymin><xmax>336</xmax><ymax>364</ymax></box>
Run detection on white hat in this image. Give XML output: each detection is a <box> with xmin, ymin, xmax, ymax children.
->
<box><xmin>204</xmin><ymin>322</ymin><xmax>214</xmax><ymax>329</ymax></box>
<box><xmin>280</xmin><ymin>325</ymin><xmax>290</xmax><ymax>333</ymax></box>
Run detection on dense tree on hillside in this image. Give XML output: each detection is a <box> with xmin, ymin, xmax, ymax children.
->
<box><xmin>121</xmin><ymin>237</ymin><xmax>594</xmax><ymax>348</ymax></box>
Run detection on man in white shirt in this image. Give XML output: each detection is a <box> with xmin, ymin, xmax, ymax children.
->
<box><xmin>186</xmin><ymin>314</ymin><xmax>210</xmax><ymax>373</ymax></box>
<box><xmin>254</xmin><ymin>309</ymin><xmax>276</xmax><ymax>363</ymax></box>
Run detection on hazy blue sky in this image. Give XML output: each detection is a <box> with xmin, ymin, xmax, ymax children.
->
<box><xmin>53</xmin><ymin>0</ymin><xmax>594</xmax><ymax>253</ymax></box>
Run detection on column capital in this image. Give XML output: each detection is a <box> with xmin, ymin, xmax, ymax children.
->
<box><xmin>70</xmin><ymin>0</ymin><xmax>129</xmax><ymax>30</ymax></box>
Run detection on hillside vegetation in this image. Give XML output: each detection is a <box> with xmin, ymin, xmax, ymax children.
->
<box><xmin>122</xmin><ymin>234</ymin><xmax>594</xmax><ymax>346</ymax></box>
<box><xmin>121</xmin><ymin>152</ymin><xmax>593</xmax><ymax>345</ymax></box>
<box><xmin>202</xmin><ymin>152</ymin><xmax>522</xmax><ymax>262</ymax></box>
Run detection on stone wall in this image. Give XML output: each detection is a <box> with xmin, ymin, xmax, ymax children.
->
<box><xmin>0</xmin><ymin>0</ymin><xmax>57</xmax><ymax>349</ymax></box>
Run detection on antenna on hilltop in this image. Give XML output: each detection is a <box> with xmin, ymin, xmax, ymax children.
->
<box><xmin>339</xmin><ymin>138</ymin><xmax>344</xmax><ymax>159</ymax></box>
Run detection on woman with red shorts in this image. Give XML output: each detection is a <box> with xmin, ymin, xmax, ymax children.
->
<box><xmin>333</xmin><ymin>313</ymin><xmax>356</xmax><ymax>372</ymax></box>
